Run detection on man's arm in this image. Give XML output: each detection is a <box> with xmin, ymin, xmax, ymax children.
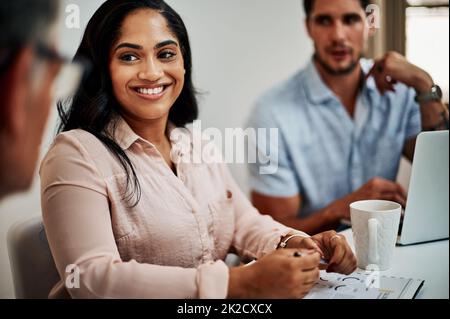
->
<box><xmin>251</xmin><ymin>192</ymin><xmax>340</xmax><ymax>235</ymax></box>
<box><xmin>403</xmin><ymin>137</ymin><xmax>417</xmax><ymax>163</ymax></box>
<box><xmin>403</xmin><ymin>100</ymin><xmax>449</xmax><ymax>162</ymax></box>
<box><xmin>368</xmin><ymin>51</ymin><xmax>449</xmax><ymax>162</ymax></box>
<box><xmin>403</xmin><ymin>82</ymin><xmax>448</xmax><ymax>162</ymax></box>
<box><xmin>251</xmin><ymin>177</ymin><xmax>407</xmax><ymax>235</ymax></box>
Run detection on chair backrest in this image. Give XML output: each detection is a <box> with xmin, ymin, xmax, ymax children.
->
<box><xmin>7</xmin><ymin>215</ymin><xmax>60</xmax><ymax>299</ymax></box>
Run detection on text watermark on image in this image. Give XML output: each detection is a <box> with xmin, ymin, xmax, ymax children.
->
<box><xmin>177</xmin><ymin>302</ymin><xmax>272</xmax><ymax>316</ymax></box>
<box><xmin>64</xmin><ymin>4</ymin><xmax>381</xmax><ymax>30</ymax></box>
<box><xmin>65</xmin><ymin>264</ymin><xmax>80</xmax><ymax>289</ymax></box>
<box><xmin>364</xmin><ymin>264</ymin><xmax>381</xmax><ymax>289</ymax></box>
<box><xmin>65</xmin><ymin>4</ymin><xmax>80</xmax><ymax>29</ymax></box>
<box><xmin>170</xmin><ymin>120</ymin><xmax>279</xmax><ymax>175</ymax></box>
<box><xmin>366</xmin><ymin>4</ymin><xmax>381</xmax><ymax>29</ymax></box>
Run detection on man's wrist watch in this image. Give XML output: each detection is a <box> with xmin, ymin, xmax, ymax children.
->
<box><xmin>415</xmin><ymin>84</ymin><xmax>443</xmax><ymax>103</ymax></box>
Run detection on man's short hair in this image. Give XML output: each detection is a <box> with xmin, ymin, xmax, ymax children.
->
<box><xmin>303</xmin><ymin>0</ymin><xmax>372</xmax><ymax>19</ymax></box>
<box><xmin>0</xmin><ymin>0</ymin><xmax>59</xmax><ymax>47</ymax></box>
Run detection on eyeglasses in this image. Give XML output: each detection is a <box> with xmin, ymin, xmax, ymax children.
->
<box><xmin>36</xmin><ymin>42</ymin><xmax>86</xmax><ymax>101</ymax></box>
<box><xmin>0</xmin><ymin>42</ymin><xmax>86</xmax><ymax>101</ymax></box>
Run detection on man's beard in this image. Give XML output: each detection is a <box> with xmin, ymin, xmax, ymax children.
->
<box><xmin>314</xmin><ymin>52</ymin><xmax>361</xmax><ymax>76</ymax></box>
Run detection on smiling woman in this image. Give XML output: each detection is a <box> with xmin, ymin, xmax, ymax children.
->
<box><xmin>40</xmin><ymin>0</ymin><xmax>356</xmax><ymax>299</ymax></box>
<box><xmin>108</xmin><ymin>9</ymin><xmax>187</xmax><ymax>174</ymax></box>
<box><xmin>57</xmin><ymin>0</ymin><xmax>198</xmax><ymax>204</ymax></box>
<box><xmin>109</xmin><ymin>10</ymin><xmax>185</xmax><ymax>123</ymax></box>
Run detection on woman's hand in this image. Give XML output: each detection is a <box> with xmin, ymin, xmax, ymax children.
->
<box><xmin>310</xmin><ymin>231</ymin><xmax>357</xmax><ymax>275</ymax></box>
<box><xmin>279</xmin><ymin>234</ymin><xmax>325</xmax><ymax>258</ymax></box>
<box><xmin>228</xmin><ymin>249</ymin><xmax>320</xmax><ymax>299</ymax></box>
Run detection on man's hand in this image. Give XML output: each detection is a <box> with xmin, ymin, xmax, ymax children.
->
<box><xmin>368</xmin><ymin>51</ymin><xmax>448</xmax><ymax>134</ymax></box>
<box><xmin>311</xmin><ymin>231</ymin><xmax>357</xmax><ymax>275</ymax></box>
<box><xmin>367</xmin><ymin>51</ymin><xmax>434</xmax><ymax>94</ymax></box>
<box><xmin>332</xmin><ymin>177</ymin><xmax>407</xmax><ymax>221</ymax></box>
<box><xmin>348</xmin><ymin>177</ymin><xmax>407</xmax><ymax>207</ymax></box>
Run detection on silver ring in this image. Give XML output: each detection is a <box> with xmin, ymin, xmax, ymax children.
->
<box><xmin>331</xmin><ymin>235</ymin><xmax>341</xmax><ymax>241</ymax></box>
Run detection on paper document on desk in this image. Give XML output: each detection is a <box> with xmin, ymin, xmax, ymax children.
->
<box><xmin>304</xmin><ymin>270</ymin><xmax>424</xmax><ymax>299</ymax></box>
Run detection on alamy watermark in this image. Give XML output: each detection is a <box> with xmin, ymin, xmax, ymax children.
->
<box><xmin>364</xmin><ymin>264</ymin><xmax>381</xmax><ymax>289</ymax></box>
<box><xmin>63</xmin><ymin>3</ymin><xmax>382</xmax><ymax>30</ymax></box>
<box><xmin>65</xmin><ymin>264</ymin><xmax>80</xmax><ymax>289</ymax></box>
<box><xmin>65</xmin><ymin>4</ymin><xmax>80</xmax><ymax>29</ymax></box>
<box><xmin>170</xmin><ymin>120</ymin><xmax>279</xmax><ymax>175</ymax></box>
<box><xmin>366</xmin><ymin>4</ymin><xmax>381</xmax><ymax>29</ymax></box>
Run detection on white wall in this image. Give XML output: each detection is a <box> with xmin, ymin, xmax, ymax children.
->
<box><xmin>0</xmin><ymin>0</ymin><xmax>312</xmax><ymax>298</ymax></box>
<box><xmin>167</xmin><ymin>0</ymin><xmax>313</xmax><ymax>191</ymax></box>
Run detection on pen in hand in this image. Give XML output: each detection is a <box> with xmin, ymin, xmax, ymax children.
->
<box><xmin>245</xmin><ymin>251</ymin><xmax>330</xmax><ymax>270</ymax></box>
<box><xmin>293</xmin><ymin>251</ymin><xmax>329</xmax><ymax>270</ymax></box>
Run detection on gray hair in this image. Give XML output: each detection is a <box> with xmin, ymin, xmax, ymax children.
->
<box><xmin>0</xmin><ymin>0</ymin><xmax>60</xmax><ymax>46</ymax></box>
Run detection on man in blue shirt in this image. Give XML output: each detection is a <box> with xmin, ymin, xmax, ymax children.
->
<box><xmin>248</xmin><ymin>0</ymin><xmax>449</xmax><ymax>234</ymax></box>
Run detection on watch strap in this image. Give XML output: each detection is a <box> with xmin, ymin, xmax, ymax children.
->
<box><xmin>415</xmin><ymin>84</ymin><xmax>442</xmax><ymax>103</ymax></box>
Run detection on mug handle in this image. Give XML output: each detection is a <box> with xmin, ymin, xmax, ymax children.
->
<box><xmin>368</xmin><ymin>218</ymin><xmax>379</xmax><ymax>265</ymax></box>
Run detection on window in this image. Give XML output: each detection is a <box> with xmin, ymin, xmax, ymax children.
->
<box><xmin>406</xmin><ymin>0</ymin><xmax>449</xmax><ymax>102</ymax></box>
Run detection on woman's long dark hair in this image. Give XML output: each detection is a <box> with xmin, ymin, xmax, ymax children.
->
<box><xmin>58</xmin><ymin>0</ymin><xmax>198</xmax><ymax>206</ymax></box>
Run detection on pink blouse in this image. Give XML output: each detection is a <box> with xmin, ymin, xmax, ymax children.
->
<box><xmin>40</xmin><ymin>117</ymin><xmax>306</xmax><ymax>299</ymax></box>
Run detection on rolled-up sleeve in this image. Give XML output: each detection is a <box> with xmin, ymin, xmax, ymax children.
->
<box><xmin>40</xmin><ymin>133</ymin><xmax>229</xmax><ymax>299</ymax></box>
<box><xmin>218</xmin><ymin>162</ymin><xmax>308</xmax><ymax>261</ymax></box>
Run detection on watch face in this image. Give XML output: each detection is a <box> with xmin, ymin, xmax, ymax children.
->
<box><xmin>434</xmin><ymin>85</ymin><xmax>443</xmax><ymax>99</ymax></box>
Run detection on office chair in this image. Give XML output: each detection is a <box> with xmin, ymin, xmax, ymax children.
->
<box><xmin>7</xmin><ymin>215</ymin><xmax>60</xmax><ymax>299</ymax></box>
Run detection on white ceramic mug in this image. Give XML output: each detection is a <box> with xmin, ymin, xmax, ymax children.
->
<box><xmin>350</xmin><ymin>200</ymin><xmax>401</xmax><ymax>271</ymax></box>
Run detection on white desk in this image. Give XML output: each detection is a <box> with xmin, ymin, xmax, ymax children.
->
<box><xmin>341</xmin><ymin>229</ymin><xmax>449</xmax><ymax>299</ymax></box>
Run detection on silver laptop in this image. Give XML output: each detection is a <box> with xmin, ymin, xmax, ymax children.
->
<box><xmin>397</xmin><ymin>131</ymin><xmax>449</xmax><ymax>246</ymax></box>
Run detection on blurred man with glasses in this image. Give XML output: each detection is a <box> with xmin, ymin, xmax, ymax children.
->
<box><xmin>0</xmin><ymin>0</ymin><xmax>82</xmax><ymax>200</ymax></box>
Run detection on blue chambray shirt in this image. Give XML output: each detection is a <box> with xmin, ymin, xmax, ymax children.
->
<box><xmin>247</xmin><ymin>59</ymin><xmax>421</xmax><ymax>218</ymax></box>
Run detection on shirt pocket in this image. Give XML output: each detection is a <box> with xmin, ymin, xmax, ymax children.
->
<box><xmin>207</xmin><ymin>190</ymin><xmax>235</xmax><ymax>259</ymax></box>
